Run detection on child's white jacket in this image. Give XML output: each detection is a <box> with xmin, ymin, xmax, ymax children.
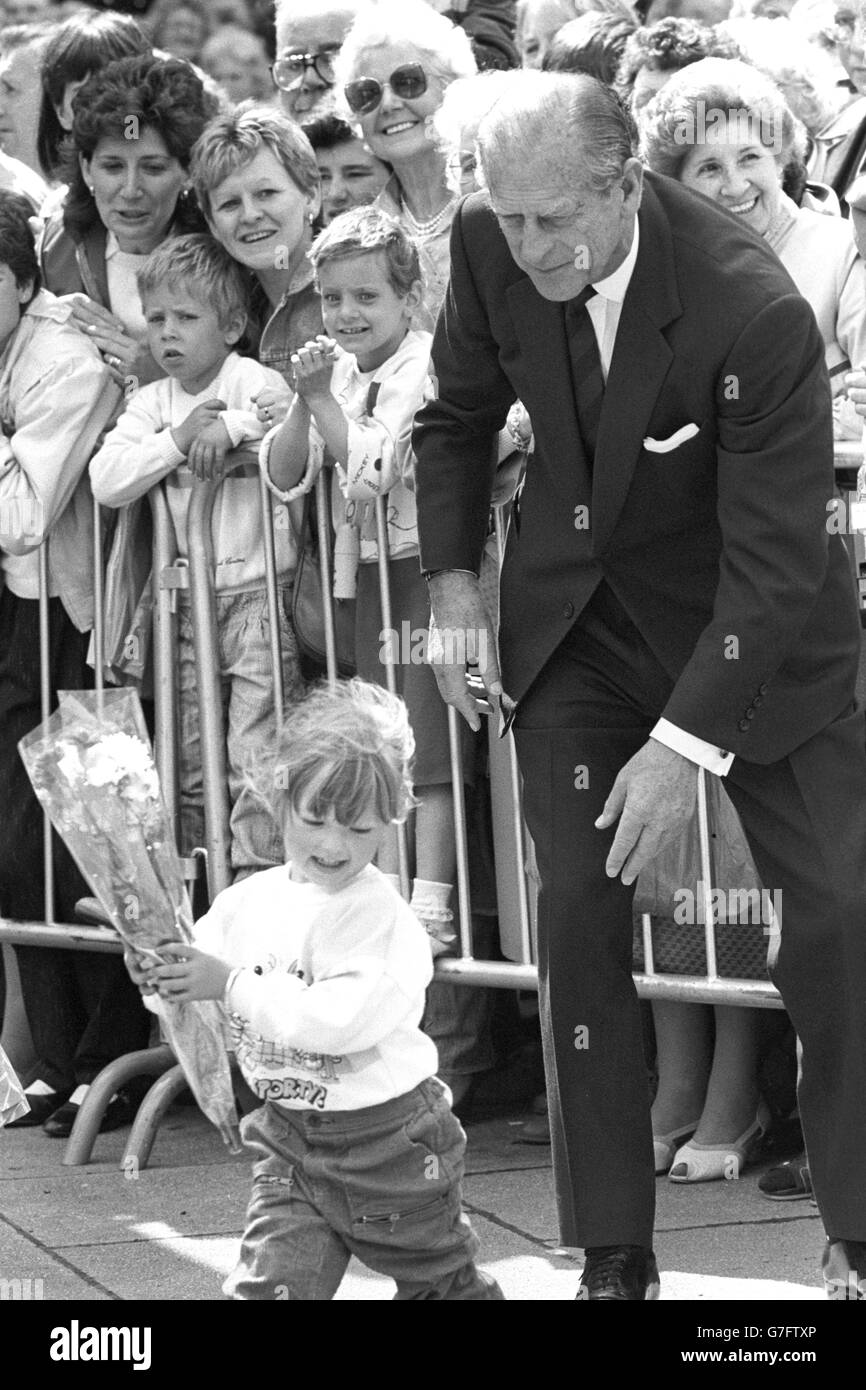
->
<box><xmin>148</xmin><ymin>863</ymin><xmax>438</xmax><ymax>1112</ymax></box>
<box><xmin>90</xmin><ymin>353</ymin><xmax>296</xmax><ymax>590</ymax></box>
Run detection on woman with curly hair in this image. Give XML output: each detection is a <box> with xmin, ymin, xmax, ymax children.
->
<box><xmin>616</xmin><ymin>14</ymin><xmax>740</xmax><ymax>111</ymax></box>
<box><xmin>39</xmin><ymin>52</ymin><xmax>220</xmax><ymax>391</ymax></box>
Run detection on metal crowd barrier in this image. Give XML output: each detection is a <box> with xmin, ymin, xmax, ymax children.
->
<box><xmin>6</xmin><ymin>442</ymin><xmax>864</xmax><ymax>1163</ymax></box>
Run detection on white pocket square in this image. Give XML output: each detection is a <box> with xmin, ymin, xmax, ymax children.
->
<box><xmin>643</xmin><ymin>423</ymin><xmax>700</xmax><ymax>453</ymax></box>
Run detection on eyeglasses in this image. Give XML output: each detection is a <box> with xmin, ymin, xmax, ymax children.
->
<box><xmin>270</xmin><ymin>47</ymin><xmax>339</xmax><ymax>92</ymax></box>
<box><xmin>344</xmin><ymin>63</ymin><xmax>428</xmax><ymax>115</ymax></box>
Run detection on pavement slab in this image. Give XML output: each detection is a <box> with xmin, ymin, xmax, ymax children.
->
<box><xmin>0</xmin><ymin>1102</ymin><xmax>832</xmax><ymax>1303</ymax></box>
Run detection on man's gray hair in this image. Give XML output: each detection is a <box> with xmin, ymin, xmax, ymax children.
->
<box><xmin>477</xmin><ymin>71</ymin><xmax>638</xmax><ymax>193</ymax></box>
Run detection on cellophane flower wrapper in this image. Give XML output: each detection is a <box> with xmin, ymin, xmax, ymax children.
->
<box><xmin>18</xmin><ymin>689</ymin><xmax>240</xmax><ymax>1151</ymax></box>
<box><xmin>0</xmin><ymin>1044</ymin><xmax>28</xmax><ymax>1126</ymax></box>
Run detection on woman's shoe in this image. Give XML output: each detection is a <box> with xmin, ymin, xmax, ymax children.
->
<box><xmin>653</xmin><ymin>1120</ymin><xmax>701</xmax><ymax>1175</ymax></box>
<box><xmin>669</xmin><ymin>1100</ymin><xmax>772</xmax><ymax>1183</ymax></box>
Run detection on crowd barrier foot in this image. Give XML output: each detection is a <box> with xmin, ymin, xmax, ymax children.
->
<box><xmin>121</xmin><ymin>1060</ymin><xmax>189</xmax><ymax>1173</ymax></box>
<box><xmin>62</xmin><ymin>1044</ymin><xmax>176</xmax><ymax>1167</ymax></box>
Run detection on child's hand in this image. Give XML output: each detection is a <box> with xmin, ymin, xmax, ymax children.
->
<box><xmin>123</xmin><ymin>948</ymin><xmax>158</xmax><ymax>996</ymax></box>
<box><xmin>291</xmin><ymin>336</ymin><xmax>337</xmax><ymax>403</ymax></box>
<box><xmin>171</xmin><ymin>400</ymin><xmax>227</xmax><ymax>457</ymax></box>
<box><xmin>252</xmin><ymin>382</ymin><xmax>292</xmax><ymax>428</ymax></box>
<box><xmin>148</xmin><ymin>943</ymin><xmax>232</xmax><ymax>1002</ymax></box>
<box><xmin>187</xmin><ymin>419</ymin><xmax>233</xmax><ymax>480</ymax></box>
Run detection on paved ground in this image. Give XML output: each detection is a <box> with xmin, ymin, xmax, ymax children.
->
<box><xmin>0</xmin><ymin>1098</ymin><xmax>826</xmax><ymax>1303</ymax></box>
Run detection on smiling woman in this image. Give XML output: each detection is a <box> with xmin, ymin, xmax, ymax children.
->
<box><xmin>334</xmin><ymin>0</ymin><xmax>477</xmax><ymax>327</ymax></box>
<box><xmin>191</xmin><ymin>106</ymin><xmax>324</xmax><ymax>395</ymax></box>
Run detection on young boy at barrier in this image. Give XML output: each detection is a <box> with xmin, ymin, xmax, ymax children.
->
<box><xmin>259</xmin><ymin>205</ymin><xmax>470</xmax><ymax>959</ymax></box>
<box><xmin>0</xmin><ymin>189</ymin><xmax>152</xmax><ymax>1136</ymax></box>
<box><xmin>89</xmin><ymin>232</ymin><xmax>305</xmax><ymax>879</ymax></box>
<box><xmin>125</xmin><ymin>678</ymin><xmax>504</xmax><ymax>1301</ymax></box>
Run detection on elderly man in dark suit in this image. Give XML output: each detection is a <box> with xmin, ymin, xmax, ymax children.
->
<box><xmin>413</xmin><ymin>71</ymin><xmax>866</xmax><ymax>1300</ymax></box>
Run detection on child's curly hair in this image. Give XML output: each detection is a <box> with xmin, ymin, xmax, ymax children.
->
<box><xmin>309</xmin><ymin>205</ymin><xmax>422</xmax><ymax>298</ymax></box>
<box><xmin>269</xmin><ymin>679</ymin><xmax>417</xmax><ymax>831</ymax></box>
<box><xmin>0</xmin><ymin>191</ymin><xmax>40</xmax><ymax>304</ymax></box>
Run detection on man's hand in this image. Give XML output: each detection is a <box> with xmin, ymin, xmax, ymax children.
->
<box><xmin>187</xmin><ymin>419</ymin><xmax>233</xmax><ymax>480</ymax></box>
<box><xmin>170</xmin><ymin>400</ymin><xmax>227</xmax><ymax>458</ymax></box>
<box><xmin>147</xmin><ymin>943</ymin><xmax>232</xmax><ymax>1002</ymax></box>
<box><xmin>426</xmin><ymin>570</ymin><xmax>506</xmax><ymax>731</ymax></box>
<box><xmin>291</xmin><ymin>335</ymin><xmax>337</xmax><ymax>404</ymax></box>
<box><xmin>595</xmin><ymin>740</ymin><xmax>698</xmax><ymax>885</ymax></box>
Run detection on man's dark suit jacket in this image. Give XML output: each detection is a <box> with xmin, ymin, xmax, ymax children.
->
<box><xmin>413</xmin><ymin>171</ymin><xmax>861</xmax><ymax>765</ymax></box>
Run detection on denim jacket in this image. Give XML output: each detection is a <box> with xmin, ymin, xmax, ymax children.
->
<box><xmin>251</xmin><ymin>262</ymin><xmax>323</xmax><ymax>382</ymax></box>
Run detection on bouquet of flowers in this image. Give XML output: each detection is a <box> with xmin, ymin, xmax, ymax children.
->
<box><xmin>19</xmin><ymin>689</ymin><xmax>240</xmax><ymax>1151</ymax></box>
<box><xmin>0</xmin><ymin>1044</ymin><xmax>28</xmax><ymax>1127</ymax></box>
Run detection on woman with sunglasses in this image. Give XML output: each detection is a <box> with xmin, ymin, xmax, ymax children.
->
<box><xmin>335</xmin><ymin>0</ymin><xmax>477</xmax><ymax>330</ymax></box>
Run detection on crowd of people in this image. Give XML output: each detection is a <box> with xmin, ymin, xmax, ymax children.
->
<box><xmin>1</xmin><ymin>0</ymin><xmax>866</xmax><ymax>1300</ymax></box>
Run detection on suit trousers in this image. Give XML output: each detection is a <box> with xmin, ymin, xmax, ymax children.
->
<box><xmin>514</xmin><ymin>582</ymin><xmax>866</xmax><ymax>1248</ymax></box>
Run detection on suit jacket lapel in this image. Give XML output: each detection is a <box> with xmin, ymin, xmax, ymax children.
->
<box><xmin>592</xmin><ymin>177</ymin><xmax>683</xmax><ymax>553</ymax></box>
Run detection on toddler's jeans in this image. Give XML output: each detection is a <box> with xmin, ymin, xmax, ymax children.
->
<box><xmin>224</xmin><ymin>1077</ymin><xmax>504</xmax><ymax>1300</ymax></box>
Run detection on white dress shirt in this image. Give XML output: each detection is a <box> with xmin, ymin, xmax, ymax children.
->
<box><xmin>587</xmin><ymin>218</ymin><xmax>733</xmax><ymax>776</ymax></box>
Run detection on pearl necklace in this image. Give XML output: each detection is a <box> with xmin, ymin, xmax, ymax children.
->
<box><xmin>401</xmin><ymin>196</ymin><xmax>457</xmax><ymax>239</ymax></box>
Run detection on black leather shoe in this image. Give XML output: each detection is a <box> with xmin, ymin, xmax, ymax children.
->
<box><xmin>577</xmin><ymin>1246</ymin><xmax>660</xmax><ymax>1300</ymax></box>
<box><xmin>5</xmin><ymin>1089</ymin><xmax>72</xmax><ymax>1128</ymax></box>
<box><xmin>43</xmin><ymin>1093</ymin><xmax>136</xmax><ymax>1139</ymax></box>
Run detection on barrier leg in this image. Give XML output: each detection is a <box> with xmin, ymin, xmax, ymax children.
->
<box><xmin>315</xmin><ymin>471</ymin><xmax>339</xmax><ymax>691</ymax></box>
<box><xmin>38</xmin><ymin>544</ymin><xmax>54</xmax><ymax>924</ymax></box>
<box><xmin>448</xmin><ymin>704</ymin><xmax>473</xmax><ymax>958</ymax></box>
<box><xmin>121</xmin><ymin>1062</ymin><xmax>190</xmax><ymax>1173</ymax></box>
<box><xmin>62</xmin><ymin>1044</ymin><xmax>175</xmax><ymax>1166</ymax></box>
<box><xmin>374</xmin><ymin>496</ymin><xmax>411</xmax><ymax>899</ymax></box>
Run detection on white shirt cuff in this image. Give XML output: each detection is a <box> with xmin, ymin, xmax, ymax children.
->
<box><xmin>651</xmin><ymin>718</ymin><xmax>734</xmax><ymax>776</ymax></box>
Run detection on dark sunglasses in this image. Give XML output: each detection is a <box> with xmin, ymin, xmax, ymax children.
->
<box><xmin>344</xmin><ymin>63</ymin><xmax>428</xmax><ymax>115</ymax></box>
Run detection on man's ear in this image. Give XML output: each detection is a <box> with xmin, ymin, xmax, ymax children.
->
<box><xmin>16</xmin><ymin>278</ymin><xmax>34</xmax><ymax>308</ymax></box>
<box><xmin>620</xmin><ymin>157</ymin><xmax>644</xmax><ymax>214</ymax></box>
<box><xmin>223</xmin><ymin>310</ymin><xmax>247</xmax><ymax>347</ymax></box>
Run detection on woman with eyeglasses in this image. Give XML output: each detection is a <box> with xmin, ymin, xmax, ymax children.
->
<box><xmin>334</xmin><ymin>0</ymin><xmax>478</xmax><ymax>330</ymax></box>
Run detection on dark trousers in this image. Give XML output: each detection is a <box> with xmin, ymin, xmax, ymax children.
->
<box><xmin>514</xmin><ymin>582</ymin><xmax>866</xmax><ymax>1248</ymax></box>
<box><xmin>0</xmin><ymin>588</ymin><xmax>149</xmax><ymax>1090</ymax></box>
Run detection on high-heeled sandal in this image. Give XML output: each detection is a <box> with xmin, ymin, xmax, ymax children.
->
<box><xmin>653</xmin><ymin>1120</ymin><xmax>701</xmax><ymax>1175</ymax></box>
<box><xmin>669</xmin><ymin>1100</ymin><xmax>772</xmax><ymax>1183</ymax></box>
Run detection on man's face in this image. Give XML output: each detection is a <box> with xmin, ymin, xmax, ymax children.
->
<box><xmin>487</xmin><ymin>155</ymin><xmax>643</xmax><ymax>302</ymax></box>
<box><xmin>274</xmin><ymin>5</ymin><xmax>355</xmax><ymax>120</ymax></box>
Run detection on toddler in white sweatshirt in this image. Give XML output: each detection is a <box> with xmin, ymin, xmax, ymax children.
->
<box><xmin>126</xmin><ymin>678</ymin><xmax>503</xmax><ymax>1301</ymax></box>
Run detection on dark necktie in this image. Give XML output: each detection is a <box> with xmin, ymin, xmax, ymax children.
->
<box><xmin>565</xmin><ymin>286</ymin><xmax>605</xmax><ymax>468</ymax></box>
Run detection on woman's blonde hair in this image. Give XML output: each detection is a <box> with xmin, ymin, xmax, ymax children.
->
<box><xmin>191</xmin><ymin>104</ymin><xmax>320</xmax><ymax>220</ymax></box>
<box><xmin>269</xmin><ymin>679</ymin><xmax>417</xmax><ymax>831</ymax></box>
<box><xmin>333</xmin><ymin>0</ymin><xmax>477</xmax><ymax>100</ymax></box>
